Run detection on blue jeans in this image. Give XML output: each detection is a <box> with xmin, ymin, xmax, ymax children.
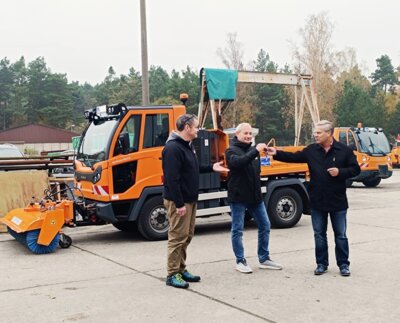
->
<box><xmin>230</xmin><ymin>201</ymin><xmax>271</xmax><ymax>264</ymax></box>
<box><xmin>311</xmin><ymin>209</ymin><xmax>350</xmax><ymax>267</ymax></box>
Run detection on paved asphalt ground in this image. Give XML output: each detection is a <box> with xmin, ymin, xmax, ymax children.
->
<box><xmin>1</xmin><ymin>170</ymin><xmax>399</xmax><ymax>323</ymax></box>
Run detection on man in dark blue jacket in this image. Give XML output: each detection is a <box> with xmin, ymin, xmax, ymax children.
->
<box><xmin>162</xmin><ymin>114</ymin><xmax>228</xmax><ymax>289</ymax></box>
<box><xmin>226</xmin><ymin>123</ymin><xmax>283</xmax><ymax>274</ymax></box>
<box><xmin>267</xmin><ymin>120</ymin><xmax>361</xmax><ymax>276</ymax></box>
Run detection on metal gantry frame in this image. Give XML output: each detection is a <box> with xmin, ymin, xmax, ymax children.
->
<box><xmin>198</xmin><ymin>70</ymin><xmax>320</xmax><ymax>145</ymax></box>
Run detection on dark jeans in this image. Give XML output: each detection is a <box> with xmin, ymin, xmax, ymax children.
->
<box><xmin>230</xmin><ymin>201</ymin><xmax>271</xmax><ymax>264</ymax></box>
<box><xmin>311</xmin><ymin>209</ymin><xmax>350</xmax><ymax>267</ymax></box>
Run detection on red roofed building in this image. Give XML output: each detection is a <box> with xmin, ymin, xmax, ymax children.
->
<box><xmin>0</xmin><ymin>124</ymin><xmax>79</xmax><ymax>154</ymax></box>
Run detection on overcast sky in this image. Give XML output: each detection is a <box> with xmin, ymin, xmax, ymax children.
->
<box><xmin>2</xmin><ymin>0</ymin><xmax>399</xmax><ymax>85</ymax></box>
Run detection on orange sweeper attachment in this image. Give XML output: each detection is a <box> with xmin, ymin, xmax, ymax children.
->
<box><xmin>0</xmin><ymin>186</ymin><xmax>75</xmax><ymax>254</ymax></box>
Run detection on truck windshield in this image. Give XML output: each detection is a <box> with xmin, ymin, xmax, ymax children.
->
<box><xmin>356</xmin><ymin>130</ymin><xmax>391</xmax><ymax>156</ymax></box>
<box><xmin>77</xmin><ymin>120</ymin><xmax>118</xmax><ymax>167</ymax></box>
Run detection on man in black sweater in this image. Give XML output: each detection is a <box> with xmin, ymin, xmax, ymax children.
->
<box><xmin>162</xmin><ymin>114</ymin><xmax>228</xmax><ymax>289</ymax></box>
<box><xmin>267</xmin><ymin>120</ymin><xmax>360</xmax><ymax>276</ymax></box>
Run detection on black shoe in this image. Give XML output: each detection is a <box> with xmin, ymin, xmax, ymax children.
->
<box><xmin>181</xmin><ymin>270</ymin><xmax>201</xmax><ymax>282</ymax></box>
<box><xmin>314</xmin><ymin>264</ymin><xmax>328</xmax><ymax>275</ymax></box>
<box><xmin>339</xmin><ymin>265</ymin><xmax>351</xmax><ymax>277</ymax></box>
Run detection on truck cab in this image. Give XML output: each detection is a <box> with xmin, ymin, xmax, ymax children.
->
<box><xmin>334</xmin><ymin>126</ymin><xmax>392</xmax><ymax>187</ymax></box>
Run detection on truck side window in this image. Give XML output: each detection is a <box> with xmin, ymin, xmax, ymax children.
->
<box><xmin>348</xmin><ymin>132</ymin><xmax>356</xmax><ymax>147</ymax></box>
<box><xmin>144</xmin><ymin>114</ymin><xmax>169</xmax><ymax>148</ymax></box>
<box><xmin>114</xmin><ymin>115</ymin><xmax>141</xmax><ymax>156</ymax></box>
<box><xmin>339</xmin><ymin>131</ymin><xmax>347</xmax><ymax>144</ymax></box>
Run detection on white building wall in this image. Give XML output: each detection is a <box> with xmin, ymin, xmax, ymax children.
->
<box><xmin>15</xmin><ymin>143</ymin><xmax>72</xmax><ymax>155</ymax></box>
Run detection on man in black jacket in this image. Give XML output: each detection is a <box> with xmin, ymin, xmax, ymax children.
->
<box><xmin>226</xmin><ymin>123</ymin><xmax>283</xmax><ymax>274</ymax></box>
<box><xmin>162</xmin><ymin>114</ymin><xmax>228</xmax><ymax>288</ymax></box>
<box><xmin>267</xmin><ymin>120</ymin><xmax>360</xmax><ymax>276</ymax></box>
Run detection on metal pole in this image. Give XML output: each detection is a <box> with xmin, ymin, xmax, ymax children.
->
<box><xmin>1</xmin><ymin>101</ymin><xmax>5</xmax><ymax>130</ymax></box>
<box><xmin>140</xmin><ymin>0</ymin><xmax>150</xmax><ymax>105</ymax></box>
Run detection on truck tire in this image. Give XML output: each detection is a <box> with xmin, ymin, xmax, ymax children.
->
<box><xmin>362</xmin><ymin>177</ymin><xmax>381</xmax><ymax>187</ymax></box>
<box><xmin>112</xmin><ymin>221</ymin><xmax>138</xmax><ymax>233</ymax></box>
<box><xmin>267</xmin><ymin>187</ymin><xmax>303</xmax><ymax>228</ymax></box>
<box><xmin>137</xmin><ymin>195</ymin><xmax>169</xmax><ymax>240</ymax></box>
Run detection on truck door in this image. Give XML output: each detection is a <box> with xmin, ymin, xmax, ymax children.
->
<box><xmin>338</xmin><ymin>130</ymin><xmax>347</xmax><ymax>145</ymax></box>
<box><xmin>109</xmin><ymin>111</ymin><xmax>171</xmax><ymax>200</ymax></box>
<box><xmin>347</xmin><ymin>131</ymin><xmax>357</xmax><ymax>150</ymax></box>
<box><xmin>338</xmin><ymin>129</ymin><xmax>357</xmax><ymax>151</ymax></box>
<box><xmin>110</xmin><ymin>114</ymin><xmax>142</xmax><ymax>196</ymax></box>
<box><xmin>139</xmin><ymin>112</ymin><xmax>170</xmax><ymax>185</ymax></box>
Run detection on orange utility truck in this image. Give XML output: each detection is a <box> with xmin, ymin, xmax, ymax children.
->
<box><xmin>391</xmin><ymin>138</ymin><xmax>400</xmax><ymax>167</ymax></box>
<box><xmin>333</xmin><ymin>125</ymin><xmax>392</xmax><ymax>187</ymax></box>
<box><xmin>72</xmin><ymin>102</ymin><xmax>309</xmax><ymax>241</ymax></box>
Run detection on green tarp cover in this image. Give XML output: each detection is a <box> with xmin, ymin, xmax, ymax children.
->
<box><xmin>72</xmin><ymin>136</ymin><xmax>80</xmax><ymax>150</ymax></box>
<box><xmin>201</xmin><ymin>68</ymin><xmax>238</xmax><ymax>100</ymax></box>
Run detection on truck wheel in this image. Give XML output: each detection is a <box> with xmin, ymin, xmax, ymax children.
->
<box><xmin>112</xmin><ymin>221</ymin><xmax>138</xmax><ymax>233</ymax></box>
<box><xmin>362</xmin><ymin>177</ymin><xmax>381</xmax><ymax>187</ymax></box>
<box><xmin>267</xmin><ymin>188</ymin><xmax>303</xmax><ymax>228</ymax></box>
<box><xmin>137</xmin><ymin>196</ymin><xmax>169</xmax><ymax>240</ymax></box>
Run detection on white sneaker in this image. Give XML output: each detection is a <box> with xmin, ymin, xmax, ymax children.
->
<box><xmin>236</xmin><ymin>261</ymin><xmax>253</xmax><ymax>274</ymax></box>
<box><xmin>259</xmin><ymin>259</ymin><xmax>283</xmax><ymax>270</ymax></box>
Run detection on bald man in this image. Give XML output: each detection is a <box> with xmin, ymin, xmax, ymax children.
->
<box><xmin>225</xmin><ymin>123</ymin><xmax>283</xmax><ymax>274</ymax></box>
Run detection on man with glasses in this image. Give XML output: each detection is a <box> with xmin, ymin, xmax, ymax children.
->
<box><xmin>162</xmin><ymin>114</ymin><xmax>228</xmax><ymax>289</ymax></box>
<box><xmin>266</xmin><ymin>120</ymin><xmax>360</xmax><ymax>277</ymax></box>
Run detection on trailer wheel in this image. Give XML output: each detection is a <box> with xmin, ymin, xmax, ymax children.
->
<box><xmin>362</xmin><ymin>177</ymin><xmax>381</xmax><ymax>187</ymax></box>
<box><xmin>267</xmin><ymin>188</ymin><xmax>303</xmax><ymax>228</ymax></box>
<box><xmin>59</xmin><ymin>233</ymin><xmax>72</xmax><ymax>248</ymax></box>
<box><xmin>137</xmin><ymin>195</ymin><xmax>169</xmax><ymax>240</ymax></box>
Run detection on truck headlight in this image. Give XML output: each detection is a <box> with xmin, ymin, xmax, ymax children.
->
<box><xmin>93</xmin><ymin>172</ymin><xmax>101</xmax><ymax>183</ymax></box>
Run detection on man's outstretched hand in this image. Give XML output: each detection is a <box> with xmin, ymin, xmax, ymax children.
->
<box><xmin>213</xmin><ymin>161</ymin><xmax>230</xmax><ymax>173</ymax></box>
<box><xmin>265</xmin><ymin>147</ymin><xmax>277</xmax><ymax>156</ymax></box>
